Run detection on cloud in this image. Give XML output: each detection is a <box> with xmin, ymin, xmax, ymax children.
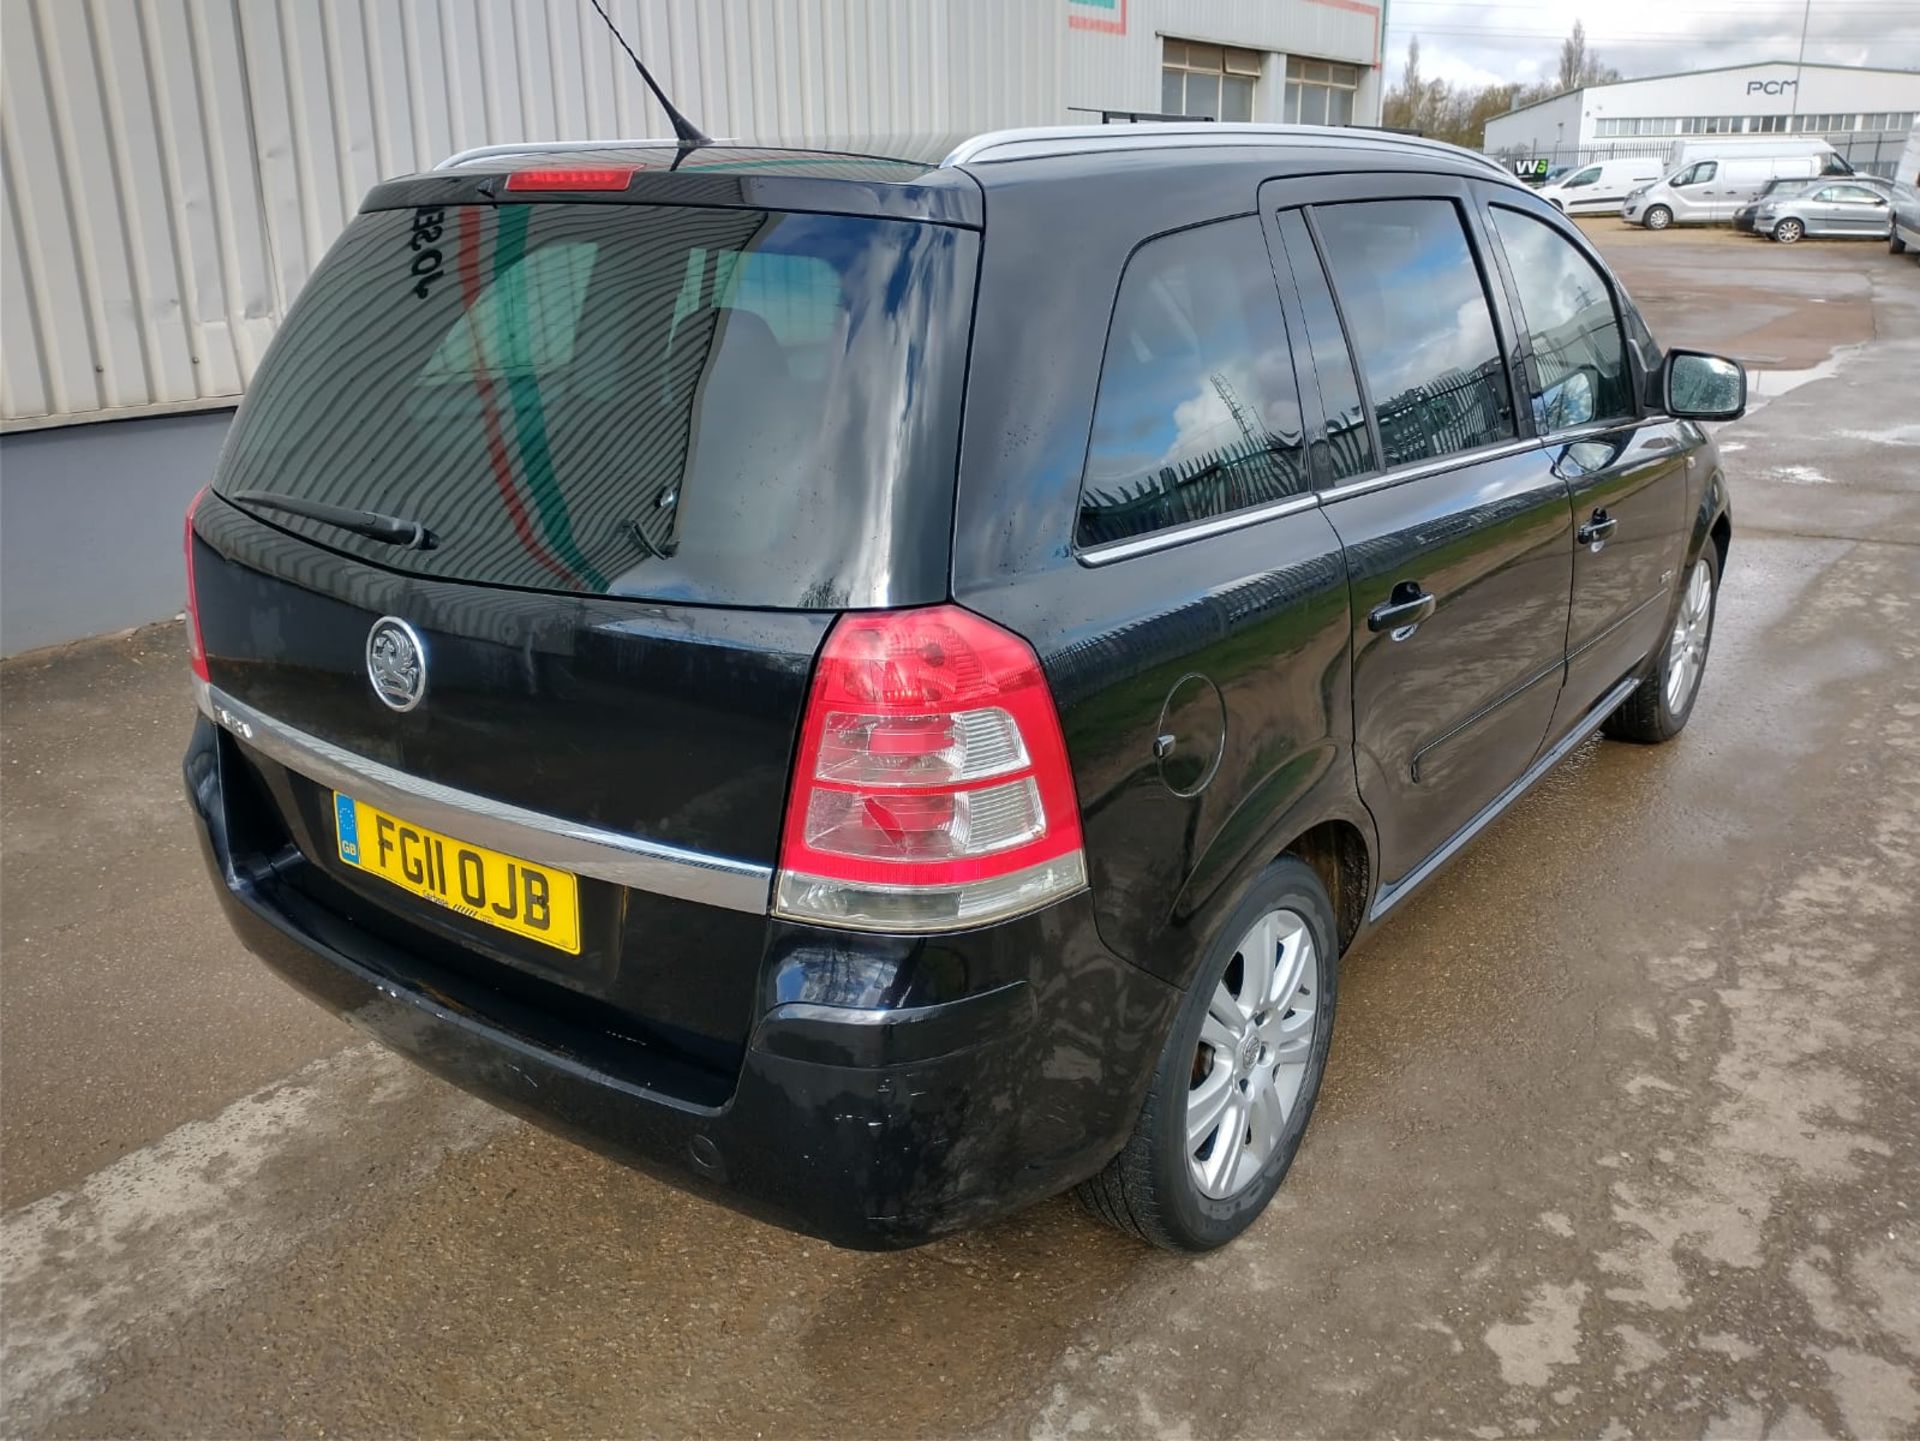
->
<box><xmin>1385</xmin><ymin>0</ymin><xmax>1920</xmax><ymax>88</ymax></box>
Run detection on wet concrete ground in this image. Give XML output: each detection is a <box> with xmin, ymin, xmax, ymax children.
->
<box><xmin>3</xmin><ymin>228</ymin><xmax>1917</xmax><ymax>1438</ymax></box>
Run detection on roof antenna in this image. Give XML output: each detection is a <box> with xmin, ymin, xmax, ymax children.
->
<box><xmin>582</xmin><ymin>0</ymin><xmax>711</xmax><ymax>149</ymax></box>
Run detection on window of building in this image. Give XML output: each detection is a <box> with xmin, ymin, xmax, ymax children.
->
<box><xmin>1077</xmin><ymin>218</ymin><xmax>1309</xmax><ymax>548</ymax></box>
<box><xmin>1284</xmin><ymin>57</ymin><xmax>1361</xmax><ymax>126</ymax></box>
<box><xmin>1161</xmin><ymin>40</ymin><xmax>1260</xmax><ymax>122</ymax></box>
<box><xmin>1311</xmin><ymin>199</ymin><xmax>1515</xmax><ymax>470</ymax></box>
<box><xmin>1749</xmin><ymin>114</ymin><xmax>1789</xmax><ymax>134</ymax></box>
<box><xmin>1489</xmin><ymin>208</ymin><xmax>1631</xmax><ymax>433</ymax></box>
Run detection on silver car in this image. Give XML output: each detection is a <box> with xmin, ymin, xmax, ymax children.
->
<box><xmin>1754</xmin><ymin>180</ymin><xmax>1895</xmax><ymax>243</ymax></box>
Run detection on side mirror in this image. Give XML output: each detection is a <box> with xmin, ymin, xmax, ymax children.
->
<box><xmin>1657</xmin><ymin>350</ymin><xmax>1747</xmax><ymax>422</ymax></box>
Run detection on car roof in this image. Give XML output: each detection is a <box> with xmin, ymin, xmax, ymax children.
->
<box><xmin>430</xmin><ymin>125</ymin><xmax>1519</xmax><ymax>189</ymax></box>
<box><xmin>373</xmin><ymin>126</ymin><xmax>1529</xmax><ymax>229</ymax></box>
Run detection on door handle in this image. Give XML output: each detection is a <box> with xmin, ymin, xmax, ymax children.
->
<box><xmin>1577</xmin><ymin>509</ymin><xmax>1618</xmax><ymax>547</ymax></box>
<box><xmin>1368</xmin><ymin>580</ymin><xmax>1436</xmax><ymax>639</ymax></box>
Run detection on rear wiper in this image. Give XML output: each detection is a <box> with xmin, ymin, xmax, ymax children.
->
<box><xmin>228</xmin><ymin>490</ymin><xmax>437</xmax><ymax>550</ymax></box>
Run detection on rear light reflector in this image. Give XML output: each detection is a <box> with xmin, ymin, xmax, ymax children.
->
<box><xmin>774</xmin><ymin>605</ymin><xmax>1087</xmax><ymax>933</ymax></box>
<box><xmin>184</xmin><ymin>486</ymin><xmax>208</xmax><ymax>682</ymax></box>
<box><xmin>502</xmin><ymin>168</ymin><xmax>637</xmax><ymax>191</ymax></box>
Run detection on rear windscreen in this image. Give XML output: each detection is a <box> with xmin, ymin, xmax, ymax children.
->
<box><xmin>214</xmin><ymin>203</ymin><xmax>977</xmax><ymax>608</ymax></box>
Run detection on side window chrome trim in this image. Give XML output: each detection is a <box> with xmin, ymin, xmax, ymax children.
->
<box><xmin>1075</xmin><ymin>491</ymin><xmax>1324</xmax><ymax>565</ymax></box>
<box><xmin>1316</xmin><ymin>437</ymin><xmax>1542</xmax><ymax>503</ymax></box>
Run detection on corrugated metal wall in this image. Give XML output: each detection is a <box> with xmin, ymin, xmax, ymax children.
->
<box><xmin>1</xmin><ymin>0</ymin><xmax>1380</xmax><ymax>430</ymax></box>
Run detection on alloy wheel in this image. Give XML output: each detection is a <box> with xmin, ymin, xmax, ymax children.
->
<box><xmin>1665</xmin><ymin>560</ymin><xmax>1712</xmax><ymax>714</ymax></box>
<box><xmin>1187</xmin><ymin>908</ymin><xmax>1319</xmax><ymax>1200</ymax></box>
<box><xmin>1776</xmin><ymin>219</ymin><xmax>1803</xmax><ymax>244</ymax></box>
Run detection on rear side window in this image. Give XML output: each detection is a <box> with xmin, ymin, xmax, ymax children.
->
<box><xmin>1273</xmin><ymin>210</ymin><xmax>1376</xmax><ymax>484</ymax></box>
<box><xmin>1489</xmin><ymin>208</ymin><xmax>1632</xmax><ymax>431</ymax></box>
<box><xmin>214</xmin><ymin>204</ymin><xmax>976</xmax><ymax>609</ymax></box>
<box><xmin>1312</xmin><ymin>199</ymin><xmax>1516</xmax><ymax>470</ymax></box>
<box><xmin>1077</xmin><ymin>218</ymin><xmax>1309</xmax><ymax>549</ymax></box>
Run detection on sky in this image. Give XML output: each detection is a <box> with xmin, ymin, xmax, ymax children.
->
<box><xmin>1381</xmin><ymin>0</ymin><xmax>1920</xmax><ymax>92</ymax></box>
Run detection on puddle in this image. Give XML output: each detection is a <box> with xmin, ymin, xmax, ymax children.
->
<box><xmin>1837</xmin><ymin>424</ymin><xmax>1920</xmax><ymax>446</ymax></box>
<box><xmin>1737</xmin><ymin>343</ymin><xmax>1862</xmax><ymax>416</ymax></box>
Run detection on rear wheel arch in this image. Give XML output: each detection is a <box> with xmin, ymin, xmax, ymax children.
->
<box><xmin>1281</xmin><ymin>819</ymin><xmax>1371</xmax><ymax>957</ymax></box>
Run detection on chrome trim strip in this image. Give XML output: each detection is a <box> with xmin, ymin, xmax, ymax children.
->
<box><xmin>1317</xmin><ymin>438</ymin><xmax>1542</xmax><ymax>504</ymax></box>
<box><xmin>1077</xmin><ymin>492</ymin><xmax>1323</xmax><ymax>565</ymax></box>
<box><xmin>198</xmin><ymin>685</ymin><xmax>773</xmax><ymax>914</ymax></box>
<box><xmin>1368</xmin><ymin>674</ymin><xmax>1641</xmax><ymax>923</ymax></box>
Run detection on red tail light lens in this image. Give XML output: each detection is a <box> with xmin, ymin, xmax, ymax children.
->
<box><xmin>502</xmin><ymin>168</ymin><xmax>638</xmax><ymax>191</ymax></box>
<box><xmin>775</xmin><ymin>605</ymin><xmax>1088</xmax><ymax>932</ymax></box>
<box><xmin>184</xmin><ymin>486</ymin><xmax>209</xmax><ymax>682</ymax></box>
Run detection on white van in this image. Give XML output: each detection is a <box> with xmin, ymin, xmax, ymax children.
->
<box><xmin>1663</xmin><ymin>135</ymin><xmax>1848</xmax><ymax>172</ymax></box>
<box><xmin>1534</xmin><ymin>157</ymin><xmax>1666</xmax><ymax>214</ymax></box>
<box><xmin>1624</xmin><ymin>142</ymin><xmax>1854</xmax><ymax>229</ymax></box>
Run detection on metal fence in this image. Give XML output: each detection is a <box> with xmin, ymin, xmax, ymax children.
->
<box><xmin>1488</xmin><ymin>129</ymin><xmax>1912</xmax><ymax>180</ymax></box>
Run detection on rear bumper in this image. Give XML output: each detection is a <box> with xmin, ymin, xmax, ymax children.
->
<box><xmin>185</xmin><ymin>716</ymin><xmax>1177</xmax><ymax>1248</ymax></box>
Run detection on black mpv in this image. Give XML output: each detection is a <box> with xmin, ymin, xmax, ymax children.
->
<box><xmin>184</xmin><ymin>126</ymin><xmax>1744</xmax><ymax>1251</ymax></box>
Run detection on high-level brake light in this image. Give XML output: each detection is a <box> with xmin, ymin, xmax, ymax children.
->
<box><xmin>502</xmin><ymin>168</ymin><xmax>638</xmax><ymax>191</ymax></box>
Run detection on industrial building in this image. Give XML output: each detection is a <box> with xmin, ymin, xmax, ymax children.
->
<box><xmin>0</xmin><ymin>0</ymin><xmax>1384</xmax><ymax>654</ymax></box>
<box><xmin>1482</xmin><ymin>61</ymin><xmax>1920</xmax><ymax>175</ymax></box>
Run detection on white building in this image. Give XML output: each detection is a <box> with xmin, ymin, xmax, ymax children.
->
<box><xmin>1483</xmin><ymin>61</ymin><xmax>1919</xmax><ymax>174</ymax></box>
<box><xmin>0</xmin><ymin>0</ymin><xmax>1383</xmax><ymax>654</ymax></box>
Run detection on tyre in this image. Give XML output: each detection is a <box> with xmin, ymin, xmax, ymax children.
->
<box><xmin>1773</xmin><ymin>217</ymin><xmax>1804</xmax><ymax>244</ymax></box>
<box><xmin>1892</xmin><ymin>231</ymin><xmax>1908</xmax><ymax>255</ymax></box>
<box><xmin>1077</xmin><ymin>857</ymin><xmax>1338</xmax><ymax>1251</ymax></box>
<box><xmin>1604</xmin><ymin>547</ymin><xmax>1718</xmax><ymax>744</ymax></box>
<box><xmin>1644</xmin><ymin>205</ymin><xmax>1672</xmax><ymax>231</ymax></box>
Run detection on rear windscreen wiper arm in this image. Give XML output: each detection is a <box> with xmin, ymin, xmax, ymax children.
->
<box><xmin>228</xmin><ymin>491</ymin><xmax>437</xmax><ymax>550</ymax></box>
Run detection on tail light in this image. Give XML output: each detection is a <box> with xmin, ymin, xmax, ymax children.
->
<box><xmin>184</xmin><ymin>486</ymin><xmax>209</xmax><ymax>682</ymax></box>
<box><xmin>774</xmin><ymin>605</ymin><xmax>1088</xmax><ymax>933</ymax></box>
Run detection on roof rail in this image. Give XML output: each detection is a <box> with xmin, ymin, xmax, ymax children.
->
<box><xmin>435</xmin><ymin>138</ymin><xmax>682</xmax><ymax>171</ymax></box>
<box><xmin>942</xmin><ymin>123</ymin><xmax>1510</xmax><ymax>177</ymax></box>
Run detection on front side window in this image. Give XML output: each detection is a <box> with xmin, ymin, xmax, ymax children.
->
<box><xmin>1161</xmin><ymin>40</ymin><xmax>1260</xmax><ymax>122</ymax></box>
<box><xmin>1490</xmin><ymin>208</ymin><xmax>1632</xmax><ymax>433</ymax></box>
<box><xmin>1284</xmin><ymin>57</ymin><xmax>1360</xmax><ymax>127</ymax></box>
<box><xmin>1077</xmin><ymin>218</ymin><xmax>1309</xmax><ymax>548</ymax></box>
<box><xmin>1312</xmin><ymin>199</ymin><xmax>1515</xmax><ymax>470</ymax></box>
<box><xmin>1564</xmin><ymin>167</ymin><xmax>1601</xmax><ymax>188</ymax></box>
<box><xmin>1675</xmin><ymin>161</ymin><xmax>1718</xmax><ymax>187</ymax></box>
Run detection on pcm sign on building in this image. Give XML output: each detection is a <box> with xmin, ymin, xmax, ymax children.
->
<box><xmin>0</xmin><ymin>0</ymin><xmax>1382</xmax><ymax>654</ymax></box>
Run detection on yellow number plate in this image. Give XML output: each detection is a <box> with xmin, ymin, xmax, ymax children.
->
<box><xmin>333</xmin><ymin>792</ymin><xmax>581</xmax><ymax>954</ymax></box>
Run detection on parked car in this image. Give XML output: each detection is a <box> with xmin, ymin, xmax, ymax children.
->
<box><xmin>183</xmin><ymin>125</ymin><xmax>1744</xmax><ymax>1253</ymax></box>
<box><xmin>1756</xmin><ymin>180</ymin><xmax>1896</xmax><ymax>242</ymax></box>
<box><xmin>1534</xmin><ymin>157</ymin><xmax>1665</xmax><ymax>214</ymax></box>
<box><xmin>1735</xmin><ymin>174</ymin><xmax>1892</xmax><ymax>232</ymax></box>
<box><xmin>1893</xmin><ymin>187</ymin><xmax>1920</xmax><ymax>256</ymax></box>
<box><xmin>1625</xmin><ymin>144</ymin><xmax>1851</xmax><ymax>229</ymax></box>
